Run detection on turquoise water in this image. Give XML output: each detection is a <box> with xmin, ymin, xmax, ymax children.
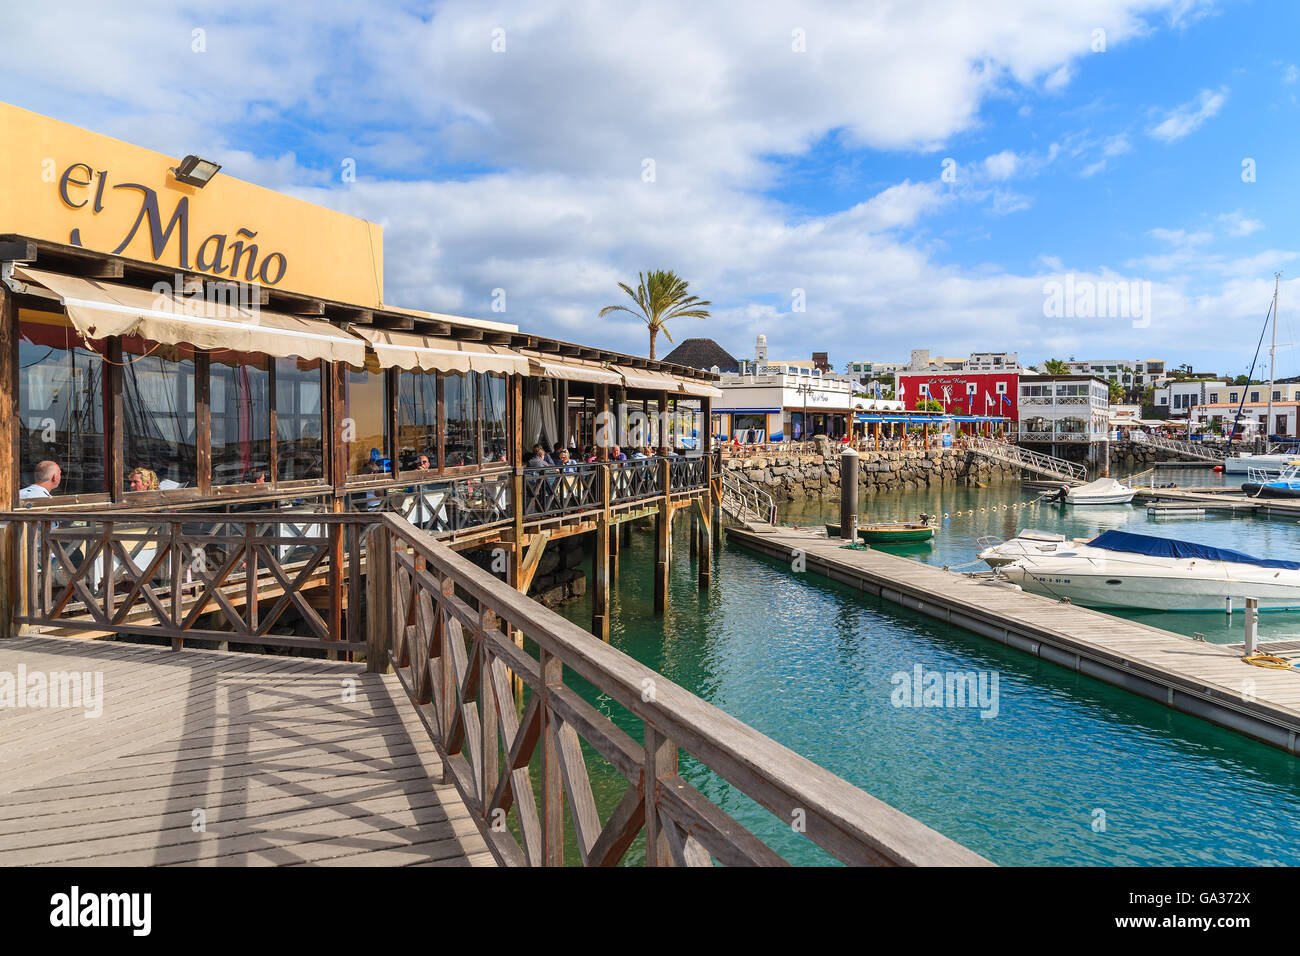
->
<box><xmin>780</xmin><ymin>465</ymin><xmax>1300</xmax><ymax>644</ymax></box>
<box><xmin>550</xmin><ymin>501</ymin><xmax>1300</xmax><ymax>866</ymax></box>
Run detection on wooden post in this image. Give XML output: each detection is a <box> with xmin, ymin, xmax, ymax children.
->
<box><xmin>540</xmin><ymin>649</ymin><xmax>564</xmax><ymax>866</ymax></box>
<box><xmin>689</xmin><ymin>510</ymin><xmax>698</xmax><ymax>560</ymax></box>
<box><xmin>364</xmin><ymin>523</ymin><xmax>392</xmax><ymax>673</ymax></box>
<box><xmin>195</xmin><ymin>351</ymin><xmax>211</xmax><ymax>494</ymax></box>
<box><xmin>592</xmin><ymin>465</ymin><xmax>610</xmax><ymax>640</ymax></box>
<box><xmin>610</xmin><ymin>516</ymin><xmax>620</xmax><ymax>579</ymax></box>
<box><xmin>0</xmin><ymin>284</ymin><xmax>16</xmax><ymax>637</ymax></box>
<box><xmin>654</xmin><ymin>458</ymin><xmax>670</xmax><ymax>614</ymax></box>
<box><xmin>657</xmin><ymin>391</ymin><xmax>669</xmax><ymax>455</ymax></box>
<box><xmin>696</xmin><ymin>496</ymin><xmax>712</xmax><ymax>590</ymax></box>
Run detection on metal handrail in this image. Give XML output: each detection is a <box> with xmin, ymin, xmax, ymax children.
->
<box><xmin>967</xmin><ymin>436</ymin><xmax>1086</xmax><ymax>482</ymax></box>
<box><xmin>718</xmin><ymin>467</ymin><xmax>777</xmax><ymax>524</ymax></box>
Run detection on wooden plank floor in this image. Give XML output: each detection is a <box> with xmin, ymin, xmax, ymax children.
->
<box><xmin>729</xmin><ymin>524</ymin><xmax>1300</xmax><ymax>750</ymax></box>
<box><xmin>0</xmin><ymin>635</ymin><xmax>494</xmax><ymax>867</ymax></box>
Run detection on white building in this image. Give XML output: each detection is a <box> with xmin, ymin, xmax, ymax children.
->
<box><xmin>1189</xmin><ymin>402</ymin><xmax>1300</xmax><ymax>440</ymax></box>
<box><xmin>714</xmin><ymin>335</ymin><xmax>856</xmax><ymax>441</ymax></box>
<box><xmin>1017</xmin><ymin>375</ymin><xmax>1111</xmax><ymax>446</ymax></box>
<box><xmin>1064</xmin><ymin>358</ymin><xmax>1167</xmax><ymax>391</ymax></box>
<box><xmin>964</xmin><ymin>352</ymin><xmax>1021</xmax><ymax>372</ymax></box>
<box><xmin>1153</xmin><ymin>380</ymin><xmax>1226</xmax><ymax>418</ymax></box>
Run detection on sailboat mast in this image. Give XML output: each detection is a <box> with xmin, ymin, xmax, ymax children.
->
<box><xmin>1266</xmin><ymin>272</ymin><xmax>1280</xmax><ymax>447</ymax></box>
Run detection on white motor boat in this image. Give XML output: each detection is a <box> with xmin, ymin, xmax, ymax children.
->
<box><xmin>1046</xmin><ymin>477</ymin><xmax>1136</xmax><ymax>505</ymax></box>
<box><xmin>978</xmin><ymin>530</ymin><xmax>1092</xmax><ymax>568</ymax></box>
<box><xmin>1222</xmin><ymin>452</ymin><xmax>1299</xmax><ymax>475</ymax></box>
<box><xmin>996</xmin><ymin>529</ymin><xmax>1300</xmax><ymax>611</ymax></box>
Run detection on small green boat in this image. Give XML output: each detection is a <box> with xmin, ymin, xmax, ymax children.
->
<box><xmin>858</xmin><ymin>522</ymin><xmax>935</xmax><ymax>544</ymax></box>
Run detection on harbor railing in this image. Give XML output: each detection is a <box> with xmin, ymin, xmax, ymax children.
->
<box><xmin>367</xmin><ymin>512</ymin><xmax>990</xmax><ymax>867</ymax></box>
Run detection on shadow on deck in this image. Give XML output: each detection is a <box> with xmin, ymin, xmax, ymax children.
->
<box><xmin>0</xmin><ymin>635</ymin><xmax>493</xmax><ymax>867</ymax></box>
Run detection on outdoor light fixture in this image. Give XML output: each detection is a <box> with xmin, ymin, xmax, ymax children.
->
<box><xmin>171</xmin><ymin>154</ymin><xmax>222</xmax><ymax>187</ymax></box>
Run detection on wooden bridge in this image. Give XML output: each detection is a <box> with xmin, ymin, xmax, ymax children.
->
<box><xmin>0</xmin><ymin>509</ymin><xmax>989</xmax><ymax>867</ymax></box>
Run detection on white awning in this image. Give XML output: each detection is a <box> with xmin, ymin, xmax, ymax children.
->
<box><xmin>611</xmin><ymin>364</ymin><xmax>723</xmax><ymax>399</ymax></box>
<box><xmin>522</xmin><ymin>352</ymin><xmax>623</xmax><ymax>386</ymax></box>
<box><xmin>15</xmin><ymin>266</ymin><xmax>366</xmax><ymax>366</ymax></box>
<box><xmin>351</xmin><ymin>326</ymin><xmax>528</xmax><ymax>375</ymax></box>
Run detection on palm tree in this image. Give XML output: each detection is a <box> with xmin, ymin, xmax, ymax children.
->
<box><xmin>1043</xmin><ymin>358</ymin><xmax>1070</xmax><ymax>375</ymax></box>
<box><xmin>599</xmin><ymin>270</ymin><xmax>711</xmax><ymax>360</ymax></box>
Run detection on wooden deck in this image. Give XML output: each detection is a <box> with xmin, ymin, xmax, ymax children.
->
<box><xmin>0</xmin><ymin>635</ymin><xmax>493</xmax><ymax>866</ymax></box>
<box><xmin>728</xmin><ymin>523</ymin><xmax>1300</xmax><ymax>755</ymax></box>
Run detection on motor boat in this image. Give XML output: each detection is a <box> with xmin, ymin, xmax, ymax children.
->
<box><xmin>996</xmin><ymin>529</ymin><xmax>1300</xmax><ymax>611</ymax></box>
<box><xmin>1241</xmin><ymin>461</ymin><xmax>1300</xmax><ymax>498</ymax></box>
<box><xmin>977</xmin><ymin>529</ymin><xmax>1092</xmax><ymax>568</ymax></box>
<box><xmin>1042</xmin><ymin>477</ymin><xmax>1136</xmax><ymax>505</ymax></box>
<box><xmin>1223</xmin><ymin>451</ymin><xmax>1300</xmax><ymax>475</ymax></box>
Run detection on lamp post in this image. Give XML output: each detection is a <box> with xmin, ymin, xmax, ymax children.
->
<box><xmin>796</xmin><ymin>380</ymin><xmax>815</xmax><ymax>448</ymax></box>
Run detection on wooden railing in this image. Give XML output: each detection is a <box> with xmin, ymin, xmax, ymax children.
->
<box><xmin>7</xmin><ymin>511</ymin><xmax>368</xmax><ymax>653</ymax></box>
<box><xmin>368</xmin><ymin>512</ymin><xmax>989</xmax><ymax>867</ymax></box>
<box><xmin>522</xmin><ymin>462</ymin><xmax>603</xmax><ymax>518</ymax></box>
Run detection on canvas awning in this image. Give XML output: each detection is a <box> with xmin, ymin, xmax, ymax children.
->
<box><xmin>15</xmin><ymin>266</ymin><xmax>366</xmax><ymax>366</ymax></box>
<box><xmin>352</xmin><ymin>326</ymin><xmax>528</xmax><ymax>375</ymax></box>
<box><xmin>611</xmin><ymin>364</ymin><xmax>723</xmax><ymax>399</ymax></box>
<box><xmin>521</xmin><ymin>351</ymin><xmax>623</xmax><ymax>386</ymax></box>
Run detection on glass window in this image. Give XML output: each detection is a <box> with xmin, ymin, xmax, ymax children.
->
<box><xmin>345</xmin><ymin>362</ymin><xmax>389</xmax><ymax>477</ymax></box>
<box><xmin>397</xmin><ymin>369</ymin><xmax>439</xmax><ymax>472</ymax></box>
<box><xmin>210</xmin><ymin>352</ymin><xmax>270</xmax><ymax>485</ymax></box>
<box><xmin>443</xmin><ymin>372</ymin><xmax>479</xmax><ymax>468</ymax></box>
<box><xmin>482</xmin><ymin>373</ymin><xmax>509</xmax><ymax>464</ymax></box>
<box><xmin>1251</xmin><ymin>391</ymin><xmax>1260</xmax><ymax>403</ymax></box>
<box><xmin>18</xmin><ymin>309</ymin><xmax>108</xmax><ymax>497</ymax></box>
<box><xmin>121</xmin><ymin>337</ymin><xmax>196</xmax><ymax>489</ymax></box>
<box><xmin>275</xmin><ymin>357</ymin><xmax>324</xmax><ymax>482</ymax></box>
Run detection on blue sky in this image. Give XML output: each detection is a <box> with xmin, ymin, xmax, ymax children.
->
<box><xmin>4</xmin><ymin>0</ymin><xmax>1300</xmax><ymax>378</ymax></box>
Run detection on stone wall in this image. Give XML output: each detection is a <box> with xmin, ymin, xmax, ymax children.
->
<box><xmin>1107</xmin><ymin>440</ymin><xmax>1218</xmax><ymax>471</ymax></box>
<box><xmin>722</xmin><ymin>448</ymin><xmax>1019</xmax><ymax>502</ymax></box>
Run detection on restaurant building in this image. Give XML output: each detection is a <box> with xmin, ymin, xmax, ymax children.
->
<box><xmin>0</xmin><ymin>101</ymin><xmax>720</xmax><ymax>638</ymax></box>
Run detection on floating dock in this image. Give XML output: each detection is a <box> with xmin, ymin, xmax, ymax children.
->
<box><xmin>727</xmin><ymin>523</ymin><xmax>1300</xmax><ymax>755</ymax></box>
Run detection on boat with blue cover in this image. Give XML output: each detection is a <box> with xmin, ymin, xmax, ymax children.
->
<box><xmin>1241</xmin><ymin>461</ymin><xmax>1300</xmax><ymax>498</ymax></box>
<box><xmin>996</xmin><ymin>530</ymin><xmax>1300</xmax><ymax>611</ymax></box>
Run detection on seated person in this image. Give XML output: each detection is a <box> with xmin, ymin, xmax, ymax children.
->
<box><xmin>20</xmin><ymin>460</ymin><xmax>62</xmax><ymax>499</ymax></box>
<box><xmin>127</xmin><ymin>467</ymin><xmax>160</xmax><ymax>492</ymax></box>
<box><xmin>609</xmin><ymin>444</ymin><xmax>628</xmax><ymax>463</ymax></box>
<box><xmin>527</xmin><ymin>443</ymin><xmax>553</xmax><ymax>468</ymax></box>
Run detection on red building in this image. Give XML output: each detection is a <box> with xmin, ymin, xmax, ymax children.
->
<box><xmin>896</xmin><ymin>370</ymin><xmax>1019</xmax><ymax>421</ymax></box>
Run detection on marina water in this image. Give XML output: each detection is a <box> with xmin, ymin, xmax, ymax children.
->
<box><xmin>552</xmin><ymin>465</ymin><xmax>1300</xmax><ymax>865</ymax></box>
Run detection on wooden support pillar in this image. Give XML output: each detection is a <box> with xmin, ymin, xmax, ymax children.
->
<box><xmin>696</xmin><ymin>497</ymin><xmax>712</xmax><ymax>590</ymax></box>
<box><xmin>654</xmin><ymin>459</ymin><xmax>670</xmax><ymax>614</ymax></box>
<box><xmin>689</xmin><ymin>510</ymin><xmax>698</xmax><ymax>560</ymax></box>
<box><xmin>621</xmin><ymin>520</ymin><xmax>631</xmax><ymax>546</ymax></box>
<box><xmin>657</xmin><ymin>391</ymin><xmax>669</xmax><ymax>455</ymax></box>
<box><xmin>364</xmin><ymin>523</ymin><xmax>392</xmax><ymax>673</ymax></box>
<box><xmin>0</xmin><ymin>283</ymin><xmax>16</xmax><ymax>638</ymax></box>
<box><xmin>592</xmin><ymin>465</ymin><xmax>610</xmax><ymax>640</ymax></box>
<box><xmin>610</xmin><ymin>518</ymin><xmax>620</xmax><ymax>579</ymax></box>
<box><xmin>596</xmin><ymin>384</ymin><xmax>610</xmax><ymax>460</ymax></box>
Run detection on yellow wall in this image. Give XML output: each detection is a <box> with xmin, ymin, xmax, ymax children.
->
<box><xmin>0</xmin><ymin>101</ymin><xmax>384</xmax><ymax>308</ymax></box>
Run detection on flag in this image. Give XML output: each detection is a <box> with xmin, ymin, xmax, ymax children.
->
<box><xmin>1001</xmin><ymin>394</ymin><xmax>1011</xmax><ymax>406</ymax></box>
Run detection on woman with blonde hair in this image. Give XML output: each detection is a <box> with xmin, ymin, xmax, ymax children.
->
<box><xmin>127</xmin><ymin>467</ymin><xmax>160</xmax><ymax>492</ymax></box>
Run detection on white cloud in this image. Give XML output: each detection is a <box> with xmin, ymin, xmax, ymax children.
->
<box><xmin>0</xmin><ymin>0</ymin><xmax>1266</xmax><ymax>366</ymax></box>
<box><xmin>1147</xmin><ymin>87</ymin><xmax>1228</xmax><ymax>142</ymax></box>
<box><xmin>1217</xmin><ymin>211</ymin><xmax>1264</xmax><ymax>237</ymax></box>
<box><xmin>982</xmin><ymin>150</ymin><xmax>1020</xmax><ymax>181</ymax></box>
